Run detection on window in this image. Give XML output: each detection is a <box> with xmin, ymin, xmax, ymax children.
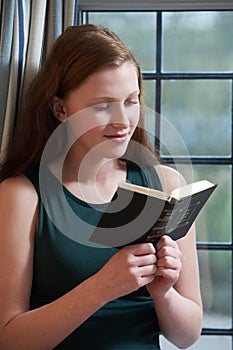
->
<box><xmin>79</xmin><ymin>6</ymin><xmax>233</xmax><ymax>349</ymax></box>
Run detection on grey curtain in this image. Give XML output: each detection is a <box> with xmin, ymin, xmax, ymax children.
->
<box><xmin>0</xmin><ymin>0</ymin><xmax>79</xmax><ymax>156</ymax></box>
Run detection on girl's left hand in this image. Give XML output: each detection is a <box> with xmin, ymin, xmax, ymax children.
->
<box><xmin>146</xmin><ymin>235</ymin><xmax>182</xmax><ymax>297</ymax></box>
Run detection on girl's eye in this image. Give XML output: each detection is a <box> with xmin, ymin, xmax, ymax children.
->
<box><xmin>125</xmin><ymin>100</ymin><xmax>139</xmax><ymax>106</ymax></box>
<box><xmin>93</xmin><ymin>103</ymin><xmax>111</xmax><ymax>112</ymax></box>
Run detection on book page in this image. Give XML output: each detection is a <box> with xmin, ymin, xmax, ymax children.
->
<box><xmin>118</xmin><ymin>181</ymin><xmax>169</xmax><ymax>201</ymax></box>
<box><xmin>171</xmin><ymin>180</ymin><xmax>215</xmax><ymax>200</ymax></box>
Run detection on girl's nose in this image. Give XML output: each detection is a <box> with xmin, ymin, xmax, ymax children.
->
<box><xmin>110</xmin><ymin>104</ymin><xmax>130</xmax><ymax>128</ymax></box>
<box><xmin>111</xmin><ymin>121</ymin><xmax>129</xmax><ymax>129</ymax></box>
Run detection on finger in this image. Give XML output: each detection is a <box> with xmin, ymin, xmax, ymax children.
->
<box><xmin>139</xmin><ymin>264</ymin><xmax>157</xmax><ymax>277</ymax></box>
<box><xmin>140</xmin><ymin>274</ymin><xmax>155</xmax><ymax>285</ymax></box>
<box><xmin>137</xmin><ymin>254</ymin><xmax>157</xmax><ymax>267</ymax></box>
<box><xmin>126</xmin><ymin>242</ymin><xmax>156</xmax><ymax>255</ymax></box>
<box><xmin>156</xmin><ymin>256</ymin><xmax>182</xmax><ymax>271</ymax></box>
<box><xmin>155</xmin><ymin>266</ymin><xmax>180</xmax><ymax>281</ymax></box>
<box><xmin>155</xmin><ymin>235</ymin><xmax>177</xmax><ymax>250</ymax></box>
<box><xmin>156</xmin><ymin>245</ymin><xmax>182</xmax><ymax>261</ymax></box>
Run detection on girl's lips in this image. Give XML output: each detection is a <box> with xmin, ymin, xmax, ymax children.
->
<box><xmin>104</xmin><ymin>133</ymin><xmax>129</xmax><ymax>143</ymax></box>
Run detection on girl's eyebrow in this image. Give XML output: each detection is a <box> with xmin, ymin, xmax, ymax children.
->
<box><xmin>87</xmin><ymin>90</ymin><xmax>140</xmax><ymax>104</ymax></box>
<box><xmin>128</xmin><ymin>90</ymin><xmax>140</xmax><ymax>97</ymax></box>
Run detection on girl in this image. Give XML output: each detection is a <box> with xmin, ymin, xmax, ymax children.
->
<box><xmin>0</xmin><ymin>24</ymin><xmax>202</xmax><ymax>349</ymax></box>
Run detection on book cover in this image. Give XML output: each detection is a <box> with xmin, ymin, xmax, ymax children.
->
<box><xmin>89</xmin><ymin>180</ymin><xmax>217</xmax><ymax>248</ymax></box>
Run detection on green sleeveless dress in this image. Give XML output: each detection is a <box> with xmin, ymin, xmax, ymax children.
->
<box><xmin>26</xmin><ymin>163</ymin><xmax>162</xmax><ymax>349</ymax></box>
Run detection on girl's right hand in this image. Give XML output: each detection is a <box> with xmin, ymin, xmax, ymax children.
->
<box><xmin>95</xmin><ymin>243</ymin><xmax>157</xmax><ymax>302</ymax></box>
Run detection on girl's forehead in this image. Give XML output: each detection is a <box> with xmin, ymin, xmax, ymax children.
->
<box><xmin>76</xmin><ymin>62</ymin><xmax>139</xmax><ymax>96</ymax></box>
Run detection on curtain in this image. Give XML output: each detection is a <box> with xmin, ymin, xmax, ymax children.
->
<box><xmin>0</xmin><ymin>0</ymin><xmax>79</xmax><ymax>156</ymax></box>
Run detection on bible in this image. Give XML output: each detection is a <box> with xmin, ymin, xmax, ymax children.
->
<box><xmin>89</xmin><ymin>180</ymin><xmax>217</xmax><ymax>248</ymax></box>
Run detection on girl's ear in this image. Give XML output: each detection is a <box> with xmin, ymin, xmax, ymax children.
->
<box><xmin>50</xmin><ymin>96</ymin><xmax>68</xmax><ymax>122</ymax></box>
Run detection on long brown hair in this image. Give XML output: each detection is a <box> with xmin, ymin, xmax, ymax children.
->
<box><xmin>0</xmin><ymin>24</ymin><xmax>157</xmax><ymax>181</ymax></box>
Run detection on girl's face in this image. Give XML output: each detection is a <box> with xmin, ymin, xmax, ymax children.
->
<box><xmin>58</xmin><ymin>62</ymin><xmax>140</xmax><ymax>160</ymax></box>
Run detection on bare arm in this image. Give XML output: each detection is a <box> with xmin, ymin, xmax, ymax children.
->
<box><xmin>0</xmin><ymin>176</ymin><xmax>157</xmax><ymax>349</ymax></box>
<box><xmin>147</xmin><ymin>165</ymin><xmax>203</xmax><ymax>348</ymax></box>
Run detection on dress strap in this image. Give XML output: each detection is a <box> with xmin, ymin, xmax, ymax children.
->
<box><xmin>127</xmin><ymin>162</ymin><xmax>162</xmax><ymax>191</ymax></box>
<box><xmin>24</xmin><ymin>167</ymin><xmax>40</xmax><ymax>195</ymax></box>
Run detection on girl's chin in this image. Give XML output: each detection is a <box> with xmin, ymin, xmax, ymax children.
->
<box><xmin>98</xmin><ymin>143</ymin><xmax>129</xmax><ymax>160</ymax></box>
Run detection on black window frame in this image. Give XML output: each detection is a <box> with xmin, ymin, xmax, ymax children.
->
<box><xmin>80</xmin><ymin>8</ymin><xmax>233</xmax><ymax>347</ymax></box>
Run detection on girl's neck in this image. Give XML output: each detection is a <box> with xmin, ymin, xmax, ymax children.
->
<box><xmin>57</xmin><ymin>155</ymin><xmax>127</xmax><ymax>204</ymax></box>
<box><xmin>62</xmin><ymin>155</ymin><xmax>124</xmax><ymax>183</ymax></box>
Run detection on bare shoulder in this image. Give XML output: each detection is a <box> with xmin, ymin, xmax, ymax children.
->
<box><xmin>0</xmin><ymin>175</ymin><xmax>38</xmax><ymax>200</ymax></box>
<box><xmin>0</xmin><ymin>175</ymin><xmax>39</xmax><ymax>221</ymax></box>
<box><xmin>154</xmin><ymin>164</ymin><xmax>186</xmax><ymax>193</ymax></box>
<box><xmin>0</xmin><ymin>176</ymin><xmax>39</xmax><ymax>328</ymax></box>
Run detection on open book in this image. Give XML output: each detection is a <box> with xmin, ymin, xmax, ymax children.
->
<box><xmin>89</xmin><ymin>180</ymin><xmax>217</xmax><ymax>248</ymax></box>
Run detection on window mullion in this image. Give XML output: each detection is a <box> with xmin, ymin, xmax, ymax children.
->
<box><xmin>155</xmin><ymin>11</ymin><xmax>162</xmax><ymax>152</ymax></box>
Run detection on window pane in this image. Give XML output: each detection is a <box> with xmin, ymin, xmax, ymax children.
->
<box><xmin>160</xmin><ymin>335</ymin><xmax>232</xmax><ymax>349</ymax></box>
<box><xmin>84</xmin><ymin>12</ymin><xmax>157</xmax><ymax>71</ymax></box>
<box><xmin>198</xmin><ymin>250</ymin><xmax>232</xmax><ymax>329</ymax></box>
<box><xmin>143</xmin><ymin>80</ymin><xmax>156</xmax><ymax>110</ymax></box>
<box><xmin>162</xmin><ymin>11</ymin><xmax>233</xmax><ymax>73</ymax></box>
<box><xmin>193</xmin><ymin>165</ymin><xmax>231</xmax><ymax>243</ymax></box>
<box><xmin>160</xmin><ymin>80</ymin><xmax>231</xmax><ymax>156</ymax></box>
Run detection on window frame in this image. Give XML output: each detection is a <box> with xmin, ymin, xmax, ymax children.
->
<box><xmin>79</xmin><ymin>0</ymin><xmax>233</xmax><ymax>11</ymax></box>
<box><xmin>79</xmin><ymin>5</ymin><xmax>233</xmax><ymax>348</ymax></box>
